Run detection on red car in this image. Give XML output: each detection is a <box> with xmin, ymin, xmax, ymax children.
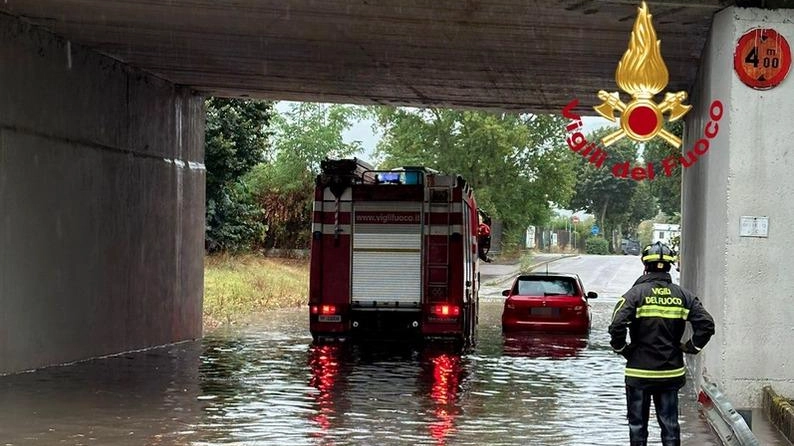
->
<box><xmin>501</xmin><ymin>273</ymin><xmax>597</xmax><ymax>334</ymax></box>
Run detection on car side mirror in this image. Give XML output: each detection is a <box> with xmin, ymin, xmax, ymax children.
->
<box><xmin>502</xmin><ymin>290</ymin><xmax>510</xmax><ymax>296</ymax></box>
<box><xmin>586</xmin><ymin>291</ymin><xmax>598</xmax><ymax>299</ymax></box>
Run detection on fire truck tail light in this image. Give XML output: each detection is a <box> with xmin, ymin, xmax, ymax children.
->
<box><xmin>311</xmin><ymin>305</ymin><xmax>338</xmax><ymax>315</ymax></box>
<box><xmin>431</xmin><ymin>304</ymin><xmax>460</xmax><ymax>317</ymax></box>
<box><xmin>320</xmin><ymin>305</ymin><xmax>337</xmax><ymax>315</ymax></box>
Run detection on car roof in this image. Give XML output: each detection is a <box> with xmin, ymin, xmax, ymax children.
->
<box><xmin>516</xmin><ymin>272</ymin><xmax>581</xmax><ymax>280</ymax></box>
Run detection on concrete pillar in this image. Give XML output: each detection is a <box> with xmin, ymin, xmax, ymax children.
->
<box><xmin>682</xmin><ymin>6</ymin><xmax>794</xmax><ymax>407</ymax></box>
<box><xmin>0</xmin><ymin>14</ymin><xmax>205</xmax><ymax>373</ymax></box>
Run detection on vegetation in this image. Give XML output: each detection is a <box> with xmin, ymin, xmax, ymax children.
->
<box><xmin>245</xmin><ymin>102</ymin><xmax>364</xmax><ymax>249</ymax></box>
<box><xmin>204</xmin><ymin>98</ymin><xmax>274</xmax><ymax>252</ymax></box>
<box><xmin>570</xmin><ymin>128</ymin><xmax>642</xmax><ymax>237</ymax></box>
<box><xmin>371</xmin><ymin>108</ymin><xmax>580</xmax><ymax>245</ymax></box>
<box><xmin>645</xmin><ymin>120</ymin><xmax>684</xmax><ymax>216</ymax></box>
<box><xmin>204</xmin><ymin>254</ymin><xmax>308</xmax><ymax>329</ymax></box>
<box><xmin>585</xmin><ymin>237</ymin><xmax>609</xmax><ymax>255</ymax></box>
<box><xmin>519</xmin><ymin>251</ymin><xmax>537</xmax><ymax>273</ymax></box>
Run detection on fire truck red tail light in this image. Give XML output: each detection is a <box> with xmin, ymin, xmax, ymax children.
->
<box><xmin>311</xmin><ymin>305</ymin><xmax>337</xmax><ymax>315</ymax></box>
<box><xmin>321</xmin><ymin>305</ymin><xmax>337</xmax><ymax>315</ymax></box>
<box><xmin>431</xmin><ymin>305</ymin><xmax>460</xmax><ymax>317</ymax></box>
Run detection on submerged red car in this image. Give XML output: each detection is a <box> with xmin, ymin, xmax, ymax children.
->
<box><xmin>501</xmin><ymin>272</ymin><xmax>597</xmax><ymax>334</ymax></box>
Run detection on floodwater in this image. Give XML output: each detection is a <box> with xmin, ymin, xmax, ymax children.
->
<box><xmin>0</xmin><ymin>298</ymin><xmax>720</xmax><ymax>446</ymax></box>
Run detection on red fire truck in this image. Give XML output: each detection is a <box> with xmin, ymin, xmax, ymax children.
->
<box><xmin>308</xmin><ymin>158</ymin><xmax>481</xmax><ymax>346</ymax></box>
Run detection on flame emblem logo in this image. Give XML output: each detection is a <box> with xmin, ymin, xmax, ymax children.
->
<box><xmin>594</xmin><ymin>2</ymin><xmax>691</xmax><ymax>147</ymax></box>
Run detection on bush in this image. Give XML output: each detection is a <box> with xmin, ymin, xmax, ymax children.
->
<box><xmin>585</xmin><ymin>237</ymin><xmax>609</xmax><ymax>255</ymax></box>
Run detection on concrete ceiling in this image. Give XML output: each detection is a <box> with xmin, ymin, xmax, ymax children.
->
<box><xmin>0</xmin><ymin>0</ymin><xmax>775</xmax><ymax>114</ymax></box>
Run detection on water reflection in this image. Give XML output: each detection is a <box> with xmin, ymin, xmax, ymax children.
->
<box><xmin>304</xmin><ymin>342</ymin><xmax>470</xmax><ymax>446</ymax></box>
<box><xmin>0</xmin><ymin>302</ymin><xmax>721</xmax><ymax>445</ymax></box>
<box><xmin>419</xmin><ymin>347</ymin><xmax>466</xmax><ymax>445</ymax></box>
<box><xmin>307</xmin><ymin>344</ymin><xmax>349</xmax><ymax>442</ymax></box>
<box><xmin>502</xmin><ymin>334</ymin><xmax>588</xmax><ymax>359</ymax></box>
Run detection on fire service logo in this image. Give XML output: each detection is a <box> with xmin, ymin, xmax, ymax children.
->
<box><xmin>593</xmin><ymin>1</ymin><xmax>690</xmax><ymax>148</ymax></box>
<box><xmin>562</xmin><ymin>1</ymin><xmax>724</xmax><ymax>181</ymax></box>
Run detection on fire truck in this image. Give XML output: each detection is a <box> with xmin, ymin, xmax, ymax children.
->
<box><xmin>308</xmin><ymin>158</ymin><xmax>481</xmax><ymax>346</ymax></box>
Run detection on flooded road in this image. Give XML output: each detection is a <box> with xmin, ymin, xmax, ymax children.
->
<box><xmin>1</xmin><ymin>255</ymin><xmax>721</xmax><ymax>445</ymax></box>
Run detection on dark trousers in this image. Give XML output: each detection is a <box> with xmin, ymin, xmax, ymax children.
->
<box><xmin>625</xmin><ymin>384</ymin><xmax>681</xmax><ymax>446</ymax></box>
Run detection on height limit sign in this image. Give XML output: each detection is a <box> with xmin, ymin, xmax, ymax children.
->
<box><xmin>734</xmin><ymin>28</ymin><xmax>791</xmax><ymax>90</ymax></box>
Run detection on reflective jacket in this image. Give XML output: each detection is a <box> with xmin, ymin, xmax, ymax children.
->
<box><xmin>608</xmin><ymin>272</ymin><xmax>715</xmax><ymax>389</ymax></box>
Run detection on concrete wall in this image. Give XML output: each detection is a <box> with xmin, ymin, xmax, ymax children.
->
<box><xmin>0</xmin><ymin>14</ymin><xmax>205</xmax><ymax>373</ymax></box>
<box><xmin>683</xmin><ymin>7</ymin><xmax>794</xmax><ymax>407</ymax></box>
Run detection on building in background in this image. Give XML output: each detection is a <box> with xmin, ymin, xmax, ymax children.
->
<box><xmin>652</xmin><ymin>223</ymin><xmax>680</xmax><ymax>246</ymax></box>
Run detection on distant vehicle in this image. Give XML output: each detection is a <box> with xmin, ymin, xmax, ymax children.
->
<box><xmin>309</xmin><ymin>158</ymin><xmax>481</xmax><ymax>347</ymax></box>
<box><xmin>501</xmin><ymin>272</ymin><xmax>597</xmax><ymax>334</ymax></box>
<box><xmin>621</xmin><ymin>238</ymin><xmax>641</xmax><ymax>256</ymax></box>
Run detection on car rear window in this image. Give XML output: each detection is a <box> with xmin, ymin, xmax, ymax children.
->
<box><xmin>514</xmin><ymin>278</ymin><xmax>577</xmax><ymax>296</ymax></box>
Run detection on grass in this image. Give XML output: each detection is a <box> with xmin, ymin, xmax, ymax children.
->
<box><xmin>203</xmin><ymin>254</ymin><xmax>308</xmax><ymax>330</ymax></box>
<box><xmin>519</xmin><ymin>251</ymin><xmax>537</xmax><ymax>273</ymax></box>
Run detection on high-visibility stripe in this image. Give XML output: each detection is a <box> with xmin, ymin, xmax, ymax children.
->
<box><xmin>641</xmin><ymin>254</ymin><xmax>677</xmax><ymax>262</ymax></box>
<box><xmin>625</xmin><ymin>367</ymin><xmax>686</xmax><ymax>379</ymax></box>
<box><xmin>636</xmin><ymin>305</ymin><xmax>689</xmax><ymax>319</ymax></box>
<box><xmin>612</xmin><ymin>297</ymin><xmax>626</xmax><ymax>320</ymax></box>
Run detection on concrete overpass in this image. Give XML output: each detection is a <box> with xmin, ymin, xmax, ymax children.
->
<box><xmin>1</xmin><ymin>0</ymin><xmax>793</xmax><ymax>409</ymax></box>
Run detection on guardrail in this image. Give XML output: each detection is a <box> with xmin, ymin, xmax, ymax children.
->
<box><xmin>698</xmin><ymin>381</ymin><xmax>760</xmax><ymax>446</ymax></box>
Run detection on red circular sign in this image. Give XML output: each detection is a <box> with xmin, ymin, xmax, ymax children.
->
<box><xmin>734</xmin><ymin>28</ymin><xmax>791</xmax><ymax>90</ymax></box>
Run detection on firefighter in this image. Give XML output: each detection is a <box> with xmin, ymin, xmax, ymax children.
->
<box><xmin>608</xmin><ymin>241</ymin><xmax>715</xmax><ymax>446</ymax></box>
<box><xmin>477</xmin><ymin>212</ymin><xmax>492</xmax><ymax>263</ymax></box>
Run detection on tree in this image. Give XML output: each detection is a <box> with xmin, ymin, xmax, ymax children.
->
<box><xmin>204</xmin><ymin>98</ymin><xmax>274</xmax><ymax>252</ymax></box>
<box><xmin>371</xmin><ymin>107</ymin><xmax>579</xmax><ymax>246</ymax></box>
<box><xmin>645</xmin><ymin>120</ymin><xmax>684</xmax><ymax>215</ymax></box>
<box><xmin>625</xmin><ymin>181</ymin><xmax>659</xmax><ymax>237</ymax></box>
<box><xmin>245</xmin><ymin>102</ymin><xmax>364</xmax><ymax>248</ymax></box>
<box><xmin>569</xmin><ymin>127</ymin><xmax>639</xmax><ymax>232</ymax></box>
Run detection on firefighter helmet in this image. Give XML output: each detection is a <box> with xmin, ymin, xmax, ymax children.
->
<box><xmin>641</xmin><ymin>241</ymin><xmax>677</xmax><ymax>270</ymax></box>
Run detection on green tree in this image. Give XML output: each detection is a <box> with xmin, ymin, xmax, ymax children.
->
<box><xmin>371</xmin><ymin>107</ymin><xmax>579</xmax><ymax>246</ymax></box>
<box><xmin>204</xmin><ymin>98</ymin><xmax>274</xmax><ymax>252</ymax></box>
<box><xmin>569</xmin><ymin>127</ymin><xmax>640</xmax><ymax>245</ymax></box>
<box><xmin>245</xmin><ymin>102</ymin><xmax>364</xmax><ymax>248</ymax></box>
<box><xmin>624</xmin><ymin>181</ymin><xmax>659</xmax><ymax>237</ymax></box>
<box><xmin>645</xmin><ymin>120</ymin><xmax>684</xmax><ymax>215</ymax></box>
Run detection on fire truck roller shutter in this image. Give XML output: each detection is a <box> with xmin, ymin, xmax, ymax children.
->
<box><xmin>352</xmin><ymin>202</ymin><xmax>423</xmax><ymax>308</ymax></box>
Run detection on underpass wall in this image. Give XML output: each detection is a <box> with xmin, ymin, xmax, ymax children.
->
<box><xmin>683</xmin><ymin>7</ymin><xmax>794</xmax><ymax>407</ymax></box>
<box><xmin>0</xmin><ymin>14</ymin><xmax>205</xmax><ymax>373</ymax></box>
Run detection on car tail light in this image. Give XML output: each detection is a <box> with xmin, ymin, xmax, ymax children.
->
<box><xmin>311</xmin><ymin>305</ymin><xmax>337</xmax><ymax>315</ymax></box>
<box><xmin>431</xmin><ymin>304</ymin><xmax>460</xmax><ymax>318</ymax></box>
